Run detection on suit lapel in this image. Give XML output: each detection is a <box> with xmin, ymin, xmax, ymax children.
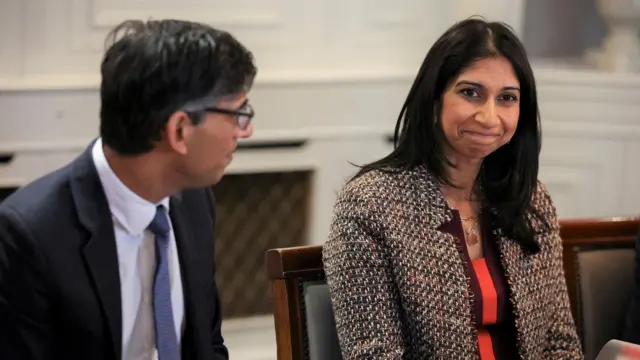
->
<box><xmin>169</xmin><ymin>196</ymin><xmax>200</xmax><ymax>359</ymax></box>
<box><xmin>82</xmin><ymin>222</ymin><xmax>122</xmax><ymax>360</ymax></box>
<box><xmin>70</xmin><ymin>143</ymin><xmax>122</xmax><ymax>360</ymax></box>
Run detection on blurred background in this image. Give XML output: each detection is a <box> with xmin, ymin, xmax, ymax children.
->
<box><xmin>1</xmin><ymin>0</ymin><xmax>639</xmax><ymax>358</ymax></box>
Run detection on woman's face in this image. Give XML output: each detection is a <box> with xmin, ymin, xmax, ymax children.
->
<box><xmin>440</xmin><ymin>56</ymin><xmax>520</xmax><ymax>162</ymax></box>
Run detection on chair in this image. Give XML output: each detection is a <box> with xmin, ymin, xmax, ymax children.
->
<box><xmin>265</xmin><ymin>245</ymin><xmax>342</xmax><ymax>360</ymax></box>
<box><xmin>265</xmin><ymin>218</ymin><xmax>640</xmax><ymax>360</ymax></box>
<box><xmin>560</xmin><ymin>217</ymin><xmax>640</xmax><ymax>360</ymax></box>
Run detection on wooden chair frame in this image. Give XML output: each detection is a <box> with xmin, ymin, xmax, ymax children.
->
<box><xmin>266</xmin><ymin>245</ymin><xmax>324</xmax><ymax>360</ymax></box>
<box><xmin>559</xmin><ymin>217</ymin><xmax>640</xmax><ymax>343</ymax></box>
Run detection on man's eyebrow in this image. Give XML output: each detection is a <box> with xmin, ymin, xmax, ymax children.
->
<box><xmin>234</xmin><ymin>99</ymin><xmax>249</xmax><ymax>110</ymax></box>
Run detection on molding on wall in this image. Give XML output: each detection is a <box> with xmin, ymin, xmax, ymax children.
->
<box><xmin>4</xmin><ymin>61</ymin><xmax>640</xmax><ymax>92</ymax></box>
<box><xmin>0</xmin><ymin>178</ymin><xmax>25</xmax><ymax>188</ymax></box>
<box><xmin>0</xmin><ymin>127</ymin><xmax>384</xmax><ymax>153</ymax></box>
<box><xmin>0</xmin><ymin>70</ymin><xmax>405</xmax><ymax>92</ymax></box>
<box><xmin>1</xmin><ymin>119</ymin><xmax>640</xmax><ymax>155</ymax></box>
<box><xmin>543</xmin><ymin>121</ymin><xmax>640</xmax><ymax>138</ymax></box>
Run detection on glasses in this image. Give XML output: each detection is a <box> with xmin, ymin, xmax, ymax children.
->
<box><xmin>203</xmin><ymin>102</ymin><xmax>254</xmax><ymax>130</ymax></box>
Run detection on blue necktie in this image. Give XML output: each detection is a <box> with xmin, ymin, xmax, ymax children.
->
<box><xmin>147</xmin><ymin>205</ymin><xmax>180</xmax><ymax>360</ymax></box>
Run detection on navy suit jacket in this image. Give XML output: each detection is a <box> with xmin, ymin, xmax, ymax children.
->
<box><xmin>0</xmin><ymin>143</ymin><xmax>228</xmax><ymax>360</ymax></box>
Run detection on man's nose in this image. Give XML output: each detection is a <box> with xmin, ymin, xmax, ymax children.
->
<box><xmin>238</xmin><ymin>123</ymin><xmax>253</xmax><ymax>139</ymax></box>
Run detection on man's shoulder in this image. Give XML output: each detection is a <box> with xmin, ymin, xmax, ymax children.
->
<box><xmin>173</xmin><ymin>187</ymin><xmax>217</xmax><ymax>254</ymax></box>
<box><xmin>172</xmin><ymin>187</ymin><xmax>215</xmax><ymax>227</ymax></box>
<box><xmin>0</xmin><ymin>163</ymin><xmax>75</xmax><ymax>232</ymax></box>
<box><xmin>179</xmin><ymin>187</ymin><xmax>215</xmax><ymax>210</ymax></box>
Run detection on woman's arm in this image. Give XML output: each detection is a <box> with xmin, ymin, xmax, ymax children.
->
<box><xmin>536</xmin><ymin>183</ymin><xmax>584</xmax><ymax>359</ymax></box>
<box><xmin>322</xmin><ymin>185</ymin><xmax>406</xmax><ymax>359</ymax></box>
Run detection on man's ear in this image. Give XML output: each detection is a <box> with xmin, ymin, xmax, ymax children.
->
<box><xmin>165</xmin><ymin>111</ymin><xmax>194</xmax><ymax>155</ymax></box>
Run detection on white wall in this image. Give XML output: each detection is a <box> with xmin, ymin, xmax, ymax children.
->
<box><xmin>1</xmin><ymin>1</ymin><xmax>640</xmax><ymax>359</ymax></box>
<box><xmin>0</xmin><ymin>0</ymin><xmax>534</xmax><ymax>90</ymax></box>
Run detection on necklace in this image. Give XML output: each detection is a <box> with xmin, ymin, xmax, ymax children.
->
<box><xmin>460</xmin><ymin>214</ymin><xmax>480</xmax><ymax>246</ymax></box>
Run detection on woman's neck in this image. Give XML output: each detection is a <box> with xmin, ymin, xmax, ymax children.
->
<box><xmin>441</xmin><ymin>154</ymin><xmax>483</xmax><ymax>203</ymax></box>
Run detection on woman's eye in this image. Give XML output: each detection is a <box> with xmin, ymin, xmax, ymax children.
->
<box><xmin>461</xmin><ymin>88</ymin><xmax>479</xmax><ymax>98</ymax></box>
<box><xmin>500</xmin><ymin>94</ymin><xmax>518</xmax><ymax>102</ymax></box>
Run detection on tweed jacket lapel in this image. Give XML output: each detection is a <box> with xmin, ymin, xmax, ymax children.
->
<box><xmin>410</xmin><ymin>165</ymin><xmax>452</xmax><ymax>227</ymax></box>
<box><xmin>414</xmin><ymin>165</ymin><xmax>539</xmax><ymax>358</ymax></box>
<box><xmin>399</xmin><ymin>166</ymin><xmax>479</xmax><ymax>356</ymax></box>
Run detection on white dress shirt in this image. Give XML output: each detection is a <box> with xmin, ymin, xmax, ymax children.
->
<box><xmin>92</xmin><ymin>138</ymin><xmax>184</xmax><ymax>360</ymax></box>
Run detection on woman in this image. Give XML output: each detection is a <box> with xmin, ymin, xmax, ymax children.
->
<box><xmin>322</xmin><ymin>18</ymin><xmax>583</xmax><ymax>359</ymax></box>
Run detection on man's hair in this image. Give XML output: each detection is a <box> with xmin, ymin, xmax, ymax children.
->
<box><xmin>99</xmin><ymin>19</ymin><xmax>257</xmax><ymax>155</ymax></box>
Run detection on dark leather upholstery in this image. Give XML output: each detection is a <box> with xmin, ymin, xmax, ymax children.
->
<box><xmin>302</xmin><ymin>281</ymin><xmax>343</xmax><ymax>360</ymax></box>
<box><xmin>577</xmin><ymin>248</ymin><xmax>635</xmax><ymax>360</ymax></box>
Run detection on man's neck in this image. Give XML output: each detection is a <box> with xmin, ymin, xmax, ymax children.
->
<box><xmin>103</xmin><ymin>146</ymin><xmax>177</xmax><ymax>203</ymax></box>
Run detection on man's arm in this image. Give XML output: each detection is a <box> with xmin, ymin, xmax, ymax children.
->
<box><xmin>208</xmin><ymin>272</ymin><xmax>228</xmax><ymax>359</ymax></box>
<box><xmin>0</xmin><ymin>207</ymin><xmax>56</xmax><ymax>359</ymax></box>
<box><xmin>623</xmin><ymin>228</ymin><xmax>640</xmax><ymax>344</ymax></box>
<box><xmin>205</xmin><ymin>188</ymin><xmax>229</xmax><ymax>359</ymax></box>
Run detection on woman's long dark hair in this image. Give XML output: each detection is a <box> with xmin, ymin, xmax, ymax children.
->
<box><xmin>355</xmin><ymin>18</ymin><xmax>544</xmax><ymax>254</ymax></box>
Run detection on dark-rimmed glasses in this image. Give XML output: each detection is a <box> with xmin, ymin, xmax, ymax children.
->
<box><xmin>203</xmin><ymin>101</ymin><xmax>254</xmax><ymax>130</ymax></box>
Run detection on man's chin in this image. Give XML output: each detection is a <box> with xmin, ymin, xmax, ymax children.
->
<box><xmin>184</xmin><ymin>170</ymin><xmax>225</xmax><ymax>189</ymax></box>
<box><xmin>208</xmin><ymin>169</ymin><xmax>227</xmax><ymax>187</ymax></box>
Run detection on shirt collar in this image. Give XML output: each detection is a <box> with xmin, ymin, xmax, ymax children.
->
<box><xmin>91</xmin><ymin>138</ymin><xmax>170</xmax><ymax>235</ymax></box>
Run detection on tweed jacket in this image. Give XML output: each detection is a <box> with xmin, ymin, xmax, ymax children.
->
<box><xmin>322</xmin><ymin>165</ymin><xmax>583</xmax><ymax>360</ymax></box>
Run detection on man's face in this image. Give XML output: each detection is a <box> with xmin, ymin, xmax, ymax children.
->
<box><xmin>169</xmin><ymin>93</ymin><xmax>254</xmax><ymax>187</ymax></box>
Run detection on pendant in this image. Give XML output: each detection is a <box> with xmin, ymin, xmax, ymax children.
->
<box><xmin>466</xmin><ymin>232</ymin><xmax>479</xmax><ymax>246</ymax></box>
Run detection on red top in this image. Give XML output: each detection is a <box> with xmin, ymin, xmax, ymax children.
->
<box><xmin>438</xmin><ymin>210</ymin><xmax>520</xmax><ymax>360</ymax></box>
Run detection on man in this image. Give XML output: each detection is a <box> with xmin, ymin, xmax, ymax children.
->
<box><xmin>0</xmin><ymin>19</ymin><xmax>257</xmax><ymax>360</ymax></box>
<box><xmin>624</xmin><ymin>228</ymin><xmax>640</xmax><ymax>344</ymax></box>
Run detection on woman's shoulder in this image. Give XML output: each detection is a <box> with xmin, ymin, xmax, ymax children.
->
<box><xmin>336</xmin><ymin>166</ymin><xmax>432</xmax><ymax>206</ymax></box>
<box><xmin>529</xmin><ymin>180</ymin><xmax>560</xmax><ymax>235</ymax></box>
<box><xmin>531</xmin><ymin>180</ymin><xmax>556</xmax><ymax>217</ymax></box>
<box><xmin>341</xmin><ymin>167</ymin><xmax>402</xmax><ymax>194</ymax></box>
